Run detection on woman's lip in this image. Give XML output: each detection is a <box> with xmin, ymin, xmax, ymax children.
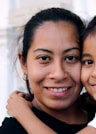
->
<box><xmin>44</xmin><ymin>87</ymin><xmax>71</xmax><ymax>97</ymax></box>
<box><xmin>45</xmin><ymin>86</ymin><xmax>71</xmax><ymax>88</ymax></box>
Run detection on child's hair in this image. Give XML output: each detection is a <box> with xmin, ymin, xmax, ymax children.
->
<box><xmin>80</xmin><ymin>93</ymin><xmax>96</xmax><ymax>120</ymax></box>
<box><xmin>83</xmin><ymin>16</ymin><xmax>96</xmax><ymax>42</ymax></box>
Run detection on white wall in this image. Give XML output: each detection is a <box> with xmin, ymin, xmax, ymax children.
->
<box><xmin>0</xmin><ymin>0</ymin><xmax>11</xmax><ymax>125</ymax></box>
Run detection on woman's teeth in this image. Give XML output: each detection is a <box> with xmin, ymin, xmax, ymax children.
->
<box><xmin>49</xmin><ymin>88</ymin><xmax>68</xmax><ymax>92</ymax></box>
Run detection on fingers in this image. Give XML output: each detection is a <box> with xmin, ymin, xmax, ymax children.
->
<box><xmin>6</xmin><ymin>97</ymin><xmax>13</xmax><ymax>116</ymax></box>
<box><xmin>9</xmin><ymin>90</ymin><xmax>33</xmax><ymax>102</ymax></box>
<box><xmin>9</xmin><ymin>90</ymin><xmax>26</xmax><ymax>98</ymax></box>
<box><xmin>6</xmin><ymin>91</ymin><xmax>33</xmax><ymax>117</ymax></box>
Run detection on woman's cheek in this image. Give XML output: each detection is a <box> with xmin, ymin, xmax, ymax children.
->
<box><xmin>28</xmin><ymin>67</ymin><xmax>48</xmax><ymax>82</ymax></box>
<box><xmin>71</xmin><ymin>63</ymin><xmax>81</xmax><ymax>83</ymax></box>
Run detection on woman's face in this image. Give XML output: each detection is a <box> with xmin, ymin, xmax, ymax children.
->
<box><xmin>20</xmin><ymin>21</ymin><xmax>82</xmax><ymax>111</ymax></box>
<box><xmin>81</xmin><ymin>34</ymin><xmax>96</xmax><ymax>100</ymax></box>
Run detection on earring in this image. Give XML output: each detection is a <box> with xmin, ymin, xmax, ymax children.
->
<box><xmin>23</xmin><ymin>73</ymin><xmax>28</xmax><ymax>81</ymax></box>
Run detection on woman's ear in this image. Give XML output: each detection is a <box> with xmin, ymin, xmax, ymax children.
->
<box><xmin>18</xmin><ymin>52</ymin><xmax>27</xmax><ymax>74</ymax></box>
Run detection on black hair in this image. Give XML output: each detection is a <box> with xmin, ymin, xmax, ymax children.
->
<box><xmin>83</xmin><ymin>16</ymin><xmax>96</xmax><ymax>42</ymax></box>
<box><xmin>81</xmin><ymin>16</ymin><xmax>96</xmax><ymax>54</ymax></box>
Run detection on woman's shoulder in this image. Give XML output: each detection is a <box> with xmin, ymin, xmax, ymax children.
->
<box><xmin>0</xmin><ymin>117</ymin><xmax>27</xmax><ymax>134</ymax></box>
<box><xmin>1</xmin><ymin>117</ymin><xmax>19</xmax><ymax>126</ymax></box>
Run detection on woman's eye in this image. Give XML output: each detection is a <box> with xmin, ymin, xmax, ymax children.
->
<box><xmin>38</xmin><ymin>56</ymin><xmax>50</xmax><ymax>63</ymax></box>
<box><xmin>82</xmin><ymin>60</ymin><xmax>93</xmax><ymax>65</ymax></box>
<box><xmin>40</xmin><ymin>56</ymin><xmax>49</xmax><ymax>60</ymax></box>
<box><xmin>65</xmin><ymin>56</ymin><xmax>78</xmax><ymax>63</ymax></box>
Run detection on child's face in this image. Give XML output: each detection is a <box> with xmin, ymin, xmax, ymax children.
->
<box><xmin>81</xmin><ymin>34</ymin><xmax>96</xmax><ymax>100</ymax></box>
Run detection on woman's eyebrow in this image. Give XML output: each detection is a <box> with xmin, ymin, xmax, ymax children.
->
<box><xmin>33</xmin><ymin>47</ymin><xmax>80</xmax><ymax>54</ymax></box>
<box><xmin>63</xmin><ymin>47</ymin><xmax>80</xmax><ymax>54</ymax></box>
<box><xmin>33</xmin><ymin>48</ymin><xmax>52</xmax><ymax>53</ymax></box>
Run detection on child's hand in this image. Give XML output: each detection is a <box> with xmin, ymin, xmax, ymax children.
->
<box><xmin>6</xmin><ymin>91</ymin><xmax>32</xmax><ymax>118</ymax></box>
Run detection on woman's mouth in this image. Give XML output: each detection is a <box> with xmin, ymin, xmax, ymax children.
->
<box><xmin>44</xmin><ymin>86</ymin><xmax>71</xmax><ymax>96</ymax></box>
<box><xmin>48</xmin><ymin>87</ymin><xmax>69</xmax><ymax>93</ymax></box>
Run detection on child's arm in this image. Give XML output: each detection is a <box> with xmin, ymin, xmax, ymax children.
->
<box><xmin>76</xmin><ymin>126</ymin><xmax>96</xmax><ymax>134</ymax></box>
<box><xmin>7</xmin><ymin>91</ymin><xmax>96</xmax><ymax>134</ymax></box>
<box><xmin>7</xmin><ymin>91</ymin><xmax>56</xmax><ymax>134</ymax></box>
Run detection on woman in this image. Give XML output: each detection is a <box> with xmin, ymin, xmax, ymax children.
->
<box><xmin>0</xmin><ymin>7</ymin><xmax>93</xmax><ymax>134</ymax></box>
<box><xmin>6</xmin><ymin>15</ymin><xmax>96</xmax><ymax>134</ymax></box>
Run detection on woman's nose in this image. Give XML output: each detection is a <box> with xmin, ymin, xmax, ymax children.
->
<box><xmin>49</xmin><ymin>61</ymin><xmax>68</xmax><ymax>81</ymax></box>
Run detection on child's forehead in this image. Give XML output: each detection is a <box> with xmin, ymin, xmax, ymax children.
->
<box><xmin>84</xmin><ymin>33</ymin><xmax>96</xmax><ymax>43</ymax></box>
<box><xmin>83</xmin><ymin>35</ymin><xmax>96</xmax><ymax>53</ymax></box>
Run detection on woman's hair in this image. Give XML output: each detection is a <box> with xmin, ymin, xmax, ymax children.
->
<box><xmin>22</xmin><ymin>7</ymin><xmax>85</xmax><ymax>63</ymax></box>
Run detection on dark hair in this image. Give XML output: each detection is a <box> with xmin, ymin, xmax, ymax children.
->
<box><xmin>83</xmin><ymin>16</ymin><xmax>96</xmax><ymax>42</ymax></box>
<box><xmin>81</xmin><ymin>16</ymin><xmax>96</xmax><ymax>55</ymax></box>
<box><xmin>22</xmin><ymin>7</ymin><xmax>85</xmax><ymax>63</ymax></box>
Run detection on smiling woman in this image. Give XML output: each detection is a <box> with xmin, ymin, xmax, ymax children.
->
<box><xmin>0</xmin><ymin>7</ymin><xmax>95</xmax><ymax>134</ymax></box>
<box><xmin>25</xmin><ymin>22</ymin><xmax>82</xmax><ymax>110</ymax></box>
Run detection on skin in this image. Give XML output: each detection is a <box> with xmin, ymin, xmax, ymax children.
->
<box><xmin>81</xmin><ymin>34</ymin><xmax>96</xmax><ymax>101</ymax></box>
<box><xmin>19</xmin><ymin>21</ymin><xmax>86</xmax><ymax>123</ymax></box>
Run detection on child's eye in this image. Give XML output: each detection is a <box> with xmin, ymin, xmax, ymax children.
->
<box><xmin>65</xmin><ymin>56</ymin><xmax>79</xmax><ymax>63</ymax></box>
<box><xmin>82</xmin><ymin>60</ymin><xmax>93</xmax><ymax>65</ymax></box>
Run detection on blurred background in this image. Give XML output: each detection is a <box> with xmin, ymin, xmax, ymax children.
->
<box><xmin>0</xmin><ymin>0</ymin><xmax>96</xmax><ymax>125</ymax></box>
